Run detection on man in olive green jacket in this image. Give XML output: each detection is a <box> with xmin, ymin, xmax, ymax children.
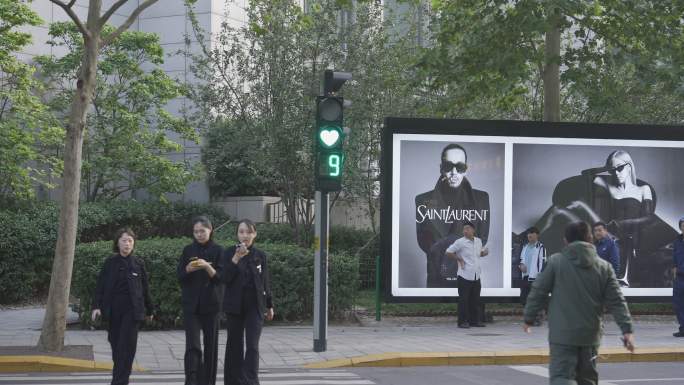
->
<box><xmin>523</xmin><ymin>221</ymin><xmax>635</xmax><ymax>385</ymax></box>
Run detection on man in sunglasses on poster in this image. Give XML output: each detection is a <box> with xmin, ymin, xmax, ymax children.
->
<box><xmin>415</xmin><ymin>143</ymin><xmax>491</xmax><ymax>288</ymax></box>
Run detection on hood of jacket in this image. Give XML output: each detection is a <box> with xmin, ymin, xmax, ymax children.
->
<box><xmin>562</xmin><ymin>241</ymin><xmax>599</xmax><ymax>269</ymax></box>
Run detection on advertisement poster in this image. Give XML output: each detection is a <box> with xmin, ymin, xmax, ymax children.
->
<box><xmin>382</xmin><ymin>119</ymin><xmax>684</xmax><ymax>300</ymax></box>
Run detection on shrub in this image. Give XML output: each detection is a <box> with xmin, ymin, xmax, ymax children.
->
<box><xmin>214</xmin><ymin>222</ymin><xmax>297</xmax><ymax>245</ymax></box>
<box><xmin>0</xmin><ymin>200</ymin><xmax>229</xmax><ymax>304</ymax></box>
<box><xmin>0</xmin><ymin>207</ymin><xmax>60</xmax><ymax>302</ymax></box>
<box><xmin>77</xmin><ymin>200</ymin><xmax>230</xmax><ymax>242</ymax></box>
<box><xmin>72</xmin><ymin>238</ymin><xmax>358</xmax><ymax>329</ymax></box>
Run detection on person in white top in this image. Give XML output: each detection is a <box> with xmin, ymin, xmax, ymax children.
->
<box><xmin>445</xmin><ymin>221</ymin><xmax>489</xmax><ymax>328</ymax></box>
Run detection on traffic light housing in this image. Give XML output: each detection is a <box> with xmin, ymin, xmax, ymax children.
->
<box><xmin>316</xmin><ymin>95</ymin><xmax>345</xmax><ymax>192</ymax></box>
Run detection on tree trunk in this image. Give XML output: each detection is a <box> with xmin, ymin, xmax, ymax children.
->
<box><xmin>38</xmin><ymin>34</ymin><xmax>100</xmax><ymax>352</ymax></box>
<box><xmin>543</xmin><ymin>9</ymin><xmax>561</xmax><ymax>122</ymax></box>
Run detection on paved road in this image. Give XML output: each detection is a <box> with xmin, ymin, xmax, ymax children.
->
<box><xmin>349</xmin><ymin>362</ymin><xmax>684</xmax><ymax>385</ymax></box>
<box><xmin>0</xmin><ymin>369</ymin><xmax>375</xmax><ymax>385</ymax></box>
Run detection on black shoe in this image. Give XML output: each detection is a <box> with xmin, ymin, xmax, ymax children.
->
<box><xmin>458</xmin><ymin>322</ymin><xmax>470</xmax><ymax>329</ymax></box>
<box><xmin>471</xmin><ymin>323</ymin><xmax>486</xmax><ymax>327</ymax></box>
<box><xmin>674</xmin><ymin>331</ymin><xmax>684</xmax><ymax>337</ymax></box>
<box><xmin>532</xmin><ymin>320</ymin><xmax>542</xmax><ymax>327</ymax></box>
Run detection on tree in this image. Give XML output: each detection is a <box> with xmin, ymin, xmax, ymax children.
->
<box><xmin>188</xmin><ymin>0</ymin><xmax>342</xmax><ymax>245</ymax></box>
<box><xmin>335</xmin><ymin>1</ymin><xmax>424</xmax><ymax>234</ymax></box>
<box><xmin>37</xmin><ymin>23</ymin><xmax>200</xmax><ymax>202</ymax></box>
<box><xmin>0</xmin><ymin>0</ymin><xmax>63</xmax><ymax>204</ymax></box>
<box><xmin>190</xmin><ymin>0</ymin><xmax>425</xmax><ymax>238</ymax></box>
<box><xmin>40</xmin><ymin>0</ymin><xmax>160</xmax><ymax>352</ymax></box>
<box><xmin>420</xmin><ymin>0</ymin><xmax>684</xmax><ymax>124</ymax></box>
<box><xmin>202</xmin><ymin>118</ymin><xmax>278</xmax><ymax>197</ymax></box>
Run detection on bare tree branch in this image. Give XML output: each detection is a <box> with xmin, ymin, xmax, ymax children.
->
<box><xmin>99</xmin><ymin>0</ymin><xmax>129</xmax><ymax>28</ymax></box>
<box><xmin>49</xmin><ymin>0</ymin><xmax>89</xmax><ymax>38</ymax></box>
<box><xmin>100</xmin><ymin>0</ymin><xmax>159</xmax><ymax>47</ymax></box>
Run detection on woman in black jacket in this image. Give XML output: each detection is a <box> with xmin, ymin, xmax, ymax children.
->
<box><xmin>178</xmin><ymin>216</ymin><xmax>224</xmax><ymax>385</ymax></box>
<box><xmin>91</xmin><ymin>228</ymin><xmax>153</xmax><ymax>385</ymax></box>
<box><xmin>223</xmin><ymin>219</ymin><xmax>274</xmax><ymax>385</ymax></box>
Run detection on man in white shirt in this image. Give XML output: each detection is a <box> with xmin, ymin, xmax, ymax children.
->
<box><xmin>445</xmin><ymin>221</ymin><xmax>489</xmax><ymax>328</ymax></box>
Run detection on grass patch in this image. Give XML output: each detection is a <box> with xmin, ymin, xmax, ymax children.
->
<box><xmin>353</xmin><ymin>290</ymin><xmax>673</xmax><ymax>316</ymax></box>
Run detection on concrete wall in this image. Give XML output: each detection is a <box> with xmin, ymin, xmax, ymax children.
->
<box><xmin>212</xmin><ymin>196</ymin><xmax>282</xmax><ymax>223</ymax></box>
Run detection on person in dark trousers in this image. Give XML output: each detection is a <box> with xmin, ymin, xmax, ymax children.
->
<box><xmin>592</xmin><ymin>221</ymin><xmax>620</xmax><ymax>275</ymax></box>
<box><xmin>92</xmin><ymin>228</ymin><xmax>153</xmax><ymax>385</ymax></box>
<box><xmin>222</xmin><ymin>219</ymin><xmax>274</xmax><ymax>385</ymax></box>
<box><xmin>673</xmin><ymin>217</ymin><xmax>684</xmax><ymax>337</ymax></box>
<box><xmin>445</xmin><ymin>221</ymin><xmax>489</xmax><ymax>328</ymax></box>
<box><xmin>178</xmin><ymin>216</ymin><xmax>224</xmax><ymax>385</ymax></box>
<box><xmin>523</xmin><ymin>221</ymin><xmax>634</xmax><ymax>385</ymax></box>
<box><xmin>518</xmin><ymin>226</ymin><xmax>546</xmax><ymax>325</ymax></box>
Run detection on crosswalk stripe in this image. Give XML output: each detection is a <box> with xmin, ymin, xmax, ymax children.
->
<box><xmin>507</xmin><ymin>365</ymin><xmax>621</xmax><ymax>385</ymax></box>
<box><xmin>0</xmin><ymin>371</ymin><xmax>357</xmax><ymax>381</ymax></box>
<box><xmin>0</xmin><ymin>370</ymin><xmax>375</xmax><ymax>384</ymax></box>
<box><xmin>0</xmin><ymin>381</ymin><xmax>373</xmax><ymax>385</ymax></box>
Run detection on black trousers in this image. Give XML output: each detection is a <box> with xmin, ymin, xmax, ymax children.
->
<box><xmin>457</xmin><ymin>276</ymin><xmax>481</xmax><ymax>325</ymax></box>
<box><xmin>520</xmin><ymin>278</ymin><xmax>544</xmax><ymax>323</ymax></box>
<box><xmin>520</xmin><ymin>278</ymin><xmax>533</xmax><ymax>305</ymax></box>
<box><xmin>225</xmin><ymin>289</ymin><xmax>263</xmax><ymax>385</ymax></box>
<box><xmin>108</xmin><ymin>296</ymin><xmax>139</xmax><ymax>385</ymax></box>
<box><xmin>184</xmin><ymin>311</ymin><xmax>220</xmax><ymax>385</ymax></box>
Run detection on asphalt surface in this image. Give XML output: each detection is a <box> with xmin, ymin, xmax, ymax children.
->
<box><xmin>349</xmin><ymin>362</ymin><xmax>684</xmax><ymax>385</ymax></box>
<box><xmin>3</xmin><ymin>363</ymin><xmax>683</xmax><ymax>385</ymax></box>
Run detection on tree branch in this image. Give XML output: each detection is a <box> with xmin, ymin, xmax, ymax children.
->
<box><xmin>99</xmin><ymin>0</ymin><xmax>128</xmax><ymax>27</ymax></box>
<box><xmin>100</xmin><ymin>0</ymin><xmax>159</xmax><ymax>47</ymax></box>
<box><xmin>49</xmin><ymin>0</ymin><xmax>89</xmax><ymax>38</ymax></box>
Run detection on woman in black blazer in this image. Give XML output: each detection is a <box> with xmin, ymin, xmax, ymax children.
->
<box><xmin>222</xmin><ymin>219</ymin><xmax>274</xmax><ymax>385</ymax></box>
<box><xmin>178</xmin><ymin>216</ymin><xmax>224</xmax><ymax>385</ymax></box>
<box><xmin>91</xmin><ymin>227</ymin><xmax>153</xmax><ymax>385</ymax></box>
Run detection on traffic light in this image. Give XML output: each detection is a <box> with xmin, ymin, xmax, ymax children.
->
<box><xmin>315</xmin><ymin>70</ymin><xmax>351</xmax><ymax>192</ymax></box>
<box><xmin>316</xmin><ymin>95</ymin><xmax>345</xmax><ymax>192</ymax></box>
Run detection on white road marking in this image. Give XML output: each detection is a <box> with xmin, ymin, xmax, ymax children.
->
<box><xmin>0</xmin><ymin>370</ymin><xmax>374</xmax><ymax>384</ymax></box>
<box><xmin>507</xmin><ymin>365</ymin><xmax>621</xmax><ymax>385</ymax></box>
<box><xmin>606</xmin><ymin>379</ymin><xmax>684</xmax><ymax>383</ymax></box>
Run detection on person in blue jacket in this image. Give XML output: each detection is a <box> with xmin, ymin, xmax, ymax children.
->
<box><xmin>673</xmin><ymin>217</ymin><xmax>684</xmax><ymax>337</ymax></box>
<box><xmin>593</xmin><ymin>221</ymin><xmax>620</xmax><ymax>275</ymax></box>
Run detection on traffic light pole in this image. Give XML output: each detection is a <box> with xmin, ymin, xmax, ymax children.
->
<box><xmin>313</xmin><ymin>190</ymin><xmax>329</xmax><ymax>352</ymax></box>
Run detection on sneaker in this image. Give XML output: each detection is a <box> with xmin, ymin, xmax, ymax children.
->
<box><xmin>674</xmin><ymin>331</ymin><xmax>684</xmax><ymax>337</ymax></box>
<box><xmin>458</xmin><ymin>323</ymin><xmax>470</xmax><ymax>329</ymax></box>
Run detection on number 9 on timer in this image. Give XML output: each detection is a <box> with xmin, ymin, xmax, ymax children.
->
<box><xmin>328</xmin><ymin>154</ymin><xmax>341</xmax><ymax>176</ymax></box>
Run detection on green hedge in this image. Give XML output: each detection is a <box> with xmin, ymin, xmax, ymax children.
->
<box><xmin>72</xmin><ymin>238</ymin><xmax>358</xmax><ymax>328</ymax></box>
<box><xmin>0</xmin><ymin>201</ymin><xmax>229</xmax><ymax>304</ymax></box>
<box><xmin>217</xmin><ymin>223</ymin><xmax>378</xmax><ymax>289</ymax></box>
<box><xmin>0</xmin><ymin>208</ymin><xmax>60</xmax><ymax>302</ymax></box>
<box><xmin>76</xmin><ymin>200</ymin><xmax>230</xmax><ymax>242</ymax></box>
<box><xmin>214</xmin><ymin>222</ymin><xmax>298</xmax><ymax>245</ymax></box>
<box><xmin>216</xmin><ymin>223</ymin><xmax>377</xmax><ymax>256</ymax></box>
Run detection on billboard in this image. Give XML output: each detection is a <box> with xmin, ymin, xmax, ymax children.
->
<box><xmin>381</xmin><ymin>118</ymin><xmax>684</xmax><ymax>301</ymax></box>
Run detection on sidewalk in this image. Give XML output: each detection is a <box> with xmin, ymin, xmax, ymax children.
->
<box><xmin>1</xmin><ymin>307</ymin><xmax>682</xmax><ymax>370</ymax></box>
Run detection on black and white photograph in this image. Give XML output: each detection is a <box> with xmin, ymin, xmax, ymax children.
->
<box><xmin>512</xmin><ymin>143</ymin><xmax>684</xmax><ymax>290</ymax></box>
<box><xmin>394</xmin><ymin>138</ymin><xmax>505</xmax><ymax>294</ymax></box>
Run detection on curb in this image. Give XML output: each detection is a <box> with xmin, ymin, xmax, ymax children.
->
<box><xmin>304</xmin><ymin>347</ymin><xmax>684</xmax><ymax>369</ymax></box>
<box><xmin>0</xmin><ymin>356</ymin><xmax>145</xmax><ymax>373</ymax></box>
